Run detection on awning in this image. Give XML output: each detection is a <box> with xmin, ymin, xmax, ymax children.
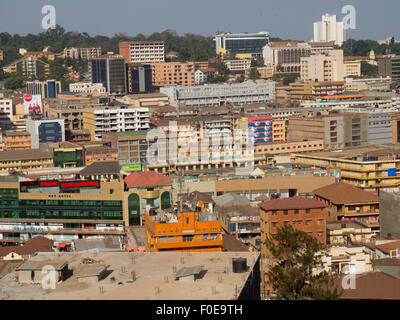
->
<box><xmin>56</xmin><ymin>243</ymin><xmax>67</xmax><ymax>248</ymax></box>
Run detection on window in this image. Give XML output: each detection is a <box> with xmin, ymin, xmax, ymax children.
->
<box><xmin>317</xmin><ymin>232</ymin><xmax>323</xmax><ymax>237</ymax></box>
<box><xmin>306</xmin><ymin>209</ymin><xmax>310</xmax><ymax>214</ymax></box>
<box><xmin>272</xmin><ymin>222</ymin><xmax>277</xmax><ymax>228</ymax></box>
<box><xmin>283</xmin><ymin>210</ymin><xmax>288</xmax><ymax>215</ymax></box>
<box><xmin>306</xmin><ymin>220</ymin><xmax>311</xmax><ymax>226</ymax></box>
<box><xmin>272</xmin><ymin>210</ymin><xmax>277</xmax><ymax>216</ymax></box>
<box><xmin>294</xmin><ymin>209</ymin><xmax>299</xmax><ymax>214</ymax></box>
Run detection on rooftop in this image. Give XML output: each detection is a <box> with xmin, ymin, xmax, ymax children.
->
<box><xmin>259</xmin><ymin>196</ymin><xmax>326</xmax><ymax>211</ymax></box>
<box><xmin>313</xmin><ymin>182</ymin><xmax>379</xmax><ymax>204</ymax></box>
<box><xmin>124</xmin><ymin>171</ymin><xmax>172</xmax><ymax>188</ymax></box>
<box><xmin>0</xmin><ymin>149</ymin><xmax>52</xmax><ymax>161</ymax></box>
<box><xmin>0</xmin><ymin>251</ymin><xmax>260</xmax><ymax>300</ymax></box>
<box><xmin>79</xmin><ymin>161</ymin><xmax>120</xmax><ymax>176</ymax></box>
<box><xmin>326</xmin><ymin>220</ymin><xmax>371</xmax><ymax>231</ymax></box>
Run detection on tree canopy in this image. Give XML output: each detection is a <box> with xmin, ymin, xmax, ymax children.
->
<box><xmin>265</xmin><ymin>224</ymin><xmax>342</xmax><ymax>300</ymax></box>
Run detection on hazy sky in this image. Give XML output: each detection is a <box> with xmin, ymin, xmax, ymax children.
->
<box><xmin>0</xmin><ymin>0</ymin><xmax>399</xmax><ymax>40</ymax></box>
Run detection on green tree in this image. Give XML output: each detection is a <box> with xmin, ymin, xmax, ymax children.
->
<box><xmin>249</xmin><ymin>67</ymin><xmax>260</xmax><ymax>79</ymax></box>
<box><xmin>4</xmin><ymin>73</ymin><xmax>25</xmax><ymax>89</ymax></box>
<box><xmin>265</xmin><ymin>224</ymin><xmax>341</xmax><ymax>300</ymax></box>
<box><xmin>361</xmin><ymin>61</ymin><xmax>378</xmax><ymax>77</ymax></box>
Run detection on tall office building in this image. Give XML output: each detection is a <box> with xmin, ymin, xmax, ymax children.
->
<box><xmin>378</xmin><ymin>56</ymin><xmax>400</xmax><ymax>81</ymax></box>
<box><xmin>213</xmin><ymin>32</ymin><xmax>270</xmax><ymax>58</ymax></box>
<box><xmin>313</xmin><ymin>14</ymin><xmax>345</xmax><ymax>47</ymax></box>
<box><xmin>88</xmin><ymin>55</ymin><xmax>127</xmax><ymax>95</ymax></box>
<box><xmin>119</xmin><ymin>41</ymin><xmax>165</xmax><ymax>64</ymax></box>
<box><xmin>127</xmin><ymin>64</ymin><xmax>153</xmax><ymax>94</ymax></box>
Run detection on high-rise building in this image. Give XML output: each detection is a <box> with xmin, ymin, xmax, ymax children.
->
<box><xmin>127</xmin><ymin>64</ymin><xmax>153</xmax><ymax>94</ymax></box>
<box><xmin>300</xmin><ymin>50</ymin><xmax>344</xmax><ymax>82</ymax></box>
<box><xmin>88</xmin><ymin>55</ymin><xmax>127</xmax><ymax>95</ymax></box>
<box><xmin>313</xmin><ymin>14</ymin><xmax>345</xmax><ymax>46</ymax></box>
<box><xmin>25</xmin><ymin>80</ymin><xmax>61</xmax><ymax>98</ymax></box>
<box><xmin>214</xmin><ymin>32</ymin><xmax>270</xmax><ymax>58</ymax></box>
<box><xmin>119</xmin><ymin>41</ymin><xmax>165</xmax><ymax>64</ymax></box>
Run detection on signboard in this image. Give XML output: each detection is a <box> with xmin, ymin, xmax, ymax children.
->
<box><xmin>388</xmin><ymin>168</ymin><xmax>397</xmax><ymax>177</ymax></box>
<box><xmin>120</xmin><ymin>164</ymin><xmax>142</xmax><ymax>171</ymax></box>
<box><xmin>23</xmin><ymin>94</ymin><xmax>42</xmax><ymax>115</ymax></box>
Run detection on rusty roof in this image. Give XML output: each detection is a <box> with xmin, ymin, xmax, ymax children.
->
<box><xmin>258</xmin><ymin>196</ymin><xmax>326</xmax><ymax>211</ymax></box>
<box><xmin>313</xmin><ymin>182</ymin><xmax>379</xmax><ymax>204</ymax></box>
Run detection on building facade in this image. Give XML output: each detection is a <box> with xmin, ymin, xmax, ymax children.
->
<box><xmin>149</xmin><ymin>62</ymin><xmax>194</xmax><ymax>88</ymax></box>
<box><xmin>313</xmin><ymin>13</ymin><xmax>345</xmax><ymax>46</ymax></box>
<box><xmin>263</xmin><ymin>41</ymin><xmax>311</xmax><ymax>73</ymax></box>
<box><xmin>127</xmin><ymin>64</ymin><xmax>153</xmax><ymax>94</ymax></box>
<box><xmin>2</xmin><ymin>131</ymin><xmax>31</xmax><ymax>151</ymax></box>
<box><xmin>259</xmin><ymin>197</ymin><xmax>328</xmax><ymax>258</ymax></box>
<box><xmin>88</xmin><ymin>56</ymin><xmax>127</xmax><ymax>95</ymax></box>
<box><xmin>161</xmin><ymin>82</ymin><xmax>275</xmax><ymax>107</ymax></box>
<box><xmin>214</xmin><ymin>32</ymin><xmax>270</xmax><ymax>58</ymax></box>
<box><xmin>3</xmin><ymin>56</ymin><xmax>49</xmax><ymax>78</ymax></box>
<box><xmin>119</xmin><ymin>41</ymin><xmax>165</xmax><ymax>64</ymax></box>
<box><xmin>26</xmin><ymin>118</ymin><xmax>65</xmax><ymax>149</ymax></box>
<box><xmin>82</xmin><ymin>106</ymin><xmax>150</xmax><ymax>140</ymax></box>
<box><xmin>300</xmin><ymin>50</ymin><xmax>344</xmax><ymax>82</ymax></box>
<box><xmin>69</xmin><ymin>82</ymin><xmax>107</xmax><ymax>94</ymax></box>
<box><xmin>378</xmin><ymin>56</ymin><xmax>400</xmax><ymax>81</ymax></box>
<box><xmin>25</xmin><ymin>80</ymin><xmax>61</xmax><ymax>99</ymax></box>
<box><xmin>61</xmin><ymin>47</ymin><xmax>102</xmax><ymax>60</ymax></box>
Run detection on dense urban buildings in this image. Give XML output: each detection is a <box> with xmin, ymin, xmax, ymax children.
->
<box><xmin>149</xmin><ymin>62</ymin><xmax>194</xmax><ymax>88</ymax></box>
<box><xmin>3</xmin><ymin>56</ymin><xmax>50</xmax><ymax>78</ymax></box>
<box><xmin>25</xmin><ymin>80</ymin><xmax>61</xmax><ymax>99</ymax></box>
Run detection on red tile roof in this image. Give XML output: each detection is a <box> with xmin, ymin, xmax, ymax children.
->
<box><xmin>124</xmin><ymin>171</ymin><xmax>172</xmax><ymax>188</ymax></box>
<box><xmin>366</xmin><ymin>241</ymin><xmax>400</xmax><ymax>255</ymax></box>
<box><xmin>337</xmin><ymin>272</ymin><xmax>400</xmax><ymax>300</ymax></box>
<box><xmin>313</xmin><ymin>182</ymin><xmax>378</xmax><ymax>205</ymax></box>
<box><xmin>0</xmin><ymin>236</ymin><xmax>54</xmax><ymax>258</ymax></box>
<box><xmin>258</xmin><ymin>196</ymin><xmax>326</xmax><ymax>211</ymax></box>
<box><xmin>199</xmin><ymin>68</ymin><xmax>216</xmax><ymax>73</ymax></box>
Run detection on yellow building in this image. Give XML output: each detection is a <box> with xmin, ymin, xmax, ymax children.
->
<box><xmin>344</xmin><ymin>59</ymin><xmax>362</xmax><ymax>77</ymax></box>
<box><xmin>3</xmin><ymin>56</ymin><xmax>50</xmax><ymax>78</ymax></box>
<box><xmin>224</xmin><ymin>59</ymin><xmax>252</xmax><ymax>71</ymax></box>
<box><xmin>0</xmin><ymin>149</ymin><xmax>53</xmax><ymax>172</ymax></box>
<box><xmin>2</xmin><ymin>131</ymin><xmax>31</xmax><ymax>151</ymax></box>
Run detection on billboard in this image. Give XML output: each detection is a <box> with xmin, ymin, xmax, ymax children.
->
<box><xmin>120</xmin><ymin>164</ymin><xmax>142</xmax><ymax>171</ymax></box>
<box><xmin>23</xmin><ymin>95</ymin><xmax>42</xmax><ymax>115</ymax></box>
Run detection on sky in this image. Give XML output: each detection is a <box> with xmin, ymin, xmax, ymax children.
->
<box><xmin>0</xmin><ymin>0</ymin><xmax>399</xmax><ymax>40</ymax></box>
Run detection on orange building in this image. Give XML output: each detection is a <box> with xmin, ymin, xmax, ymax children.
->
<box><xmin>259</xmin><ymin>197</ymin><xmax>328</xmax><ymax>258</ymax></box>
<box><xmin>84</xmin><ymin>146</ymin><xmax>118</xmax><ymax>166</ymax></box>
<box><xmin>149</xmin><ymin>62</ymin><xmax>194</xmax><ymax>88</ymax></box>
<box><xmin>144</xmin><ymin>211</ymin><xmax>223</xmax><ymax>252</ymax></box>
<box><xmin>2</xmin><ymin>131</ymin><xmax>31</xmax><ymax>151</ymax></box>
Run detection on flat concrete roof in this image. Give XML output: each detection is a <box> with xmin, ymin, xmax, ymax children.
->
<box><xmin>0</xmin><ymin>251</ymin><xmax>260</xmax><ymax>300</ymax></box>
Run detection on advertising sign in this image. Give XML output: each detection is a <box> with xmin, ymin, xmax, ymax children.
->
<box><xmin>23</xmin><ymin>94</ymin><xmax>42</xmax><ymax>115</ymax></box>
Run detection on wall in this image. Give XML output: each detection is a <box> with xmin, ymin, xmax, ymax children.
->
<box><xmin>379</xmin><ymin>191</ymin><xmax>400</xmax><ymax>239</ymax></box>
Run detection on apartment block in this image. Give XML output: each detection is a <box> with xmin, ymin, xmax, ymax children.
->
<box><xmin>61</xmin><ymin>47</ymin><xmax>102</xmax><ymax>60</ymax></box>
<box><xmin>3</xmin><ymin>56</ymin><xmax>49</xmax><ymax>78</ymax></box>
<box><xmin>259</xmin><ymin>197</ymin><xmax>328</xmax><ymax>258</ymax></box>
<box><xmin>345</xmin><ymin>77</ymin><xmax>392</xmax><ymax>92</ymax></box>
<box><xmin>0</xmin><ymin>149</ymin><xmax>53</xmax><ymax>172</ymax></box>
<box><xmin>82</xmin><ymin>106</ymin><xmax>150</xmax><ymax>140</ymax></box>
<box><xmin>254</xmin><ymin>139</ymin><xmax>324</xmax><ymax>155</ymax></box>
<box><xmin>0</xmin><ymin>98</ymin><xmax>13</xmax><ymax>129</ymax></box>
<box><xmin>149</xmin><ymin>62</ymin><xmax>194</xmax><ymax>87</ymax></box>
<box><xmin>25</xmin><ymin>80</ymin><xmax>61</xmax><ymax>98</ymax></box>
<box><xmin>368</xmin><ymin>112</ymin><xmax>392</xmax><ymax>145</ymax></box>
<box><xmin>314</xmin><ymin>182</ymin><xmax>380</xmax><ymax>234</ymax></box>
<box><xmin>2</xmin><ymin>131</ymin><xmax>31</xmax><ymax>151</ymax></box>
<box><xmin>301</xmin><ymin>49</ymin><xmax>344</xmax><ymax>82</ymax></box>
<box><xmin>119</xmin><ymin>41</ymin><xmax>165</xmax><ymax>64</ymax></box>
<box><xmin>343</xmin><ymin>58</ymin><xmax>361</xmax><ymax>77</ymax></box>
